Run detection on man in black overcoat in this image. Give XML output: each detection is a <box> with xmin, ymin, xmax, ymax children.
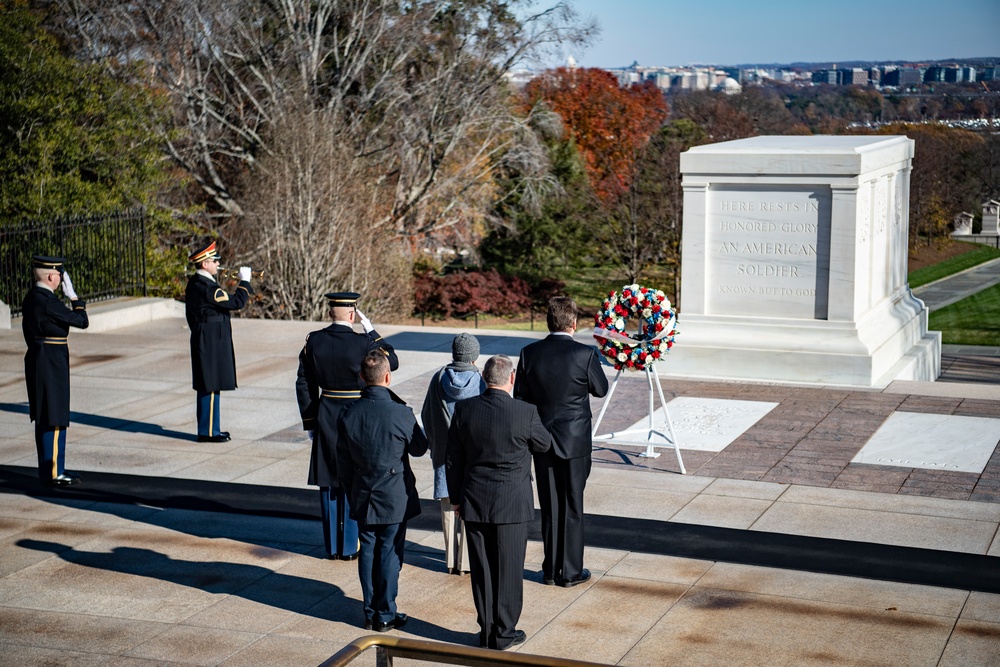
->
<box><xmin>514</xmin><ymin>296</ymin><xmax>609</xmax><ymax>587</ymax></box>
<box><xmin>296</xmin><ymin>291</ymin><xmax>398</xmax><ymax>560</ymax></box>
<box><xmin>447</xmin><ymin>354</ymin><xmax>552</xmax><ymax>650</ymax></box>
<box><xmin>337</xmin><ymin>352</ymin><xmax>427</xmax><ymax>631</ymax></box>
<box><xmin>185</xmin><ymin>241</ymin><xmax>253</xmax><ymax>443</ymax></box>
<box><xmin>22</xmin><ymin>256</ymin><xmax>89</xmax><ymax>486</ymax></box>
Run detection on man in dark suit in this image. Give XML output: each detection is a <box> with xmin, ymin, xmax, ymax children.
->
<box><xmin>296</xmin><ymin>291</ymin><xmax>398</xmax><ymax>560</ymax></box>
<box><xmin>22</xmin><ymin>256</ymin><xmax>89</xmax><ymax>486</ymax></box>
<box><xmin>338</xmin><ymin>352</ymin><xmax>427</xmax><ymax>632</ymax></box>
<box><xmin>447</xmin><ymin>354</ymin><xmax>552</xmax><ymax>650</ymax></box>
<box><xmin>185</xmin><ymin>241</ymin><xmax>253</xmax><ymax>443</ymax></box>
<box><xmin>514</xmin><ymin>296</ymin><xmax>609</xmax><ymax>587</ymax></box>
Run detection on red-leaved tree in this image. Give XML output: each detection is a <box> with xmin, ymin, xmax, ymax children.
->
<box><xmin>524</xmin><ymin>68</ymin><xmax>668</xmax><ymax>203</ymax></box>
<box><xmin>413</xmin><ymin>270</ymin><xmax>531</xmax><ymax>319</ymax></box>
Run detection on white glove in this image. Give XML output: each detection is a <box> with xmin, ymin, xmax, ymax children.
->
<box><xmin>61</xmin><ymin>271</ymin><xmax>78</xmax><ymax>300</ymax></box>
<box><xmin>355</xmin><ymin>308</ymin><xmax>374</xmax><ymax>333</ymax></box>
<box><xmin>238</xmin><ymin>266</ymin><xmax>252</xmax><ymax>282</ymax></box>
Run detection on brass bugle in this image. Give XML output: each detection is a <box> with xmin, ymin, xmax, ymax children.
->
<box><xmin>217</xmin><ymin>266</ymin><xmax>265</xmax><ymax>279</ymax></box>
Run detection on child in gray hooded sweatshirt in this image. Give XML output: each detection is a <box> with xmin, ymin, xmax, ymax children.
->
<box><xmin>420</xmin><ymin>333</ymin><xmax>486</xmax><ymax>573</ymax></box>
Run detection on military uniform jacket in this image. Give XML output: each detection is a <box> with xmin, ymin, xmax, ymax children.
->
<box><xmin>21</xmin><ymin>286</ymin><xmax>89</xmax><ymax>427</ymax></box>
<box><xmin>337</xmin><ymin>385</ymin><xmax>428</xmax><ymax>525</ymax></box>
<box><xmin>296</xmin><ymin>323</ymin><xmax>399</xmax><ymax>487</ymax></box>
<box><xmin>514</xmin><ymin>334</ymin><xmax>609</xmax><ymax>459</ymax></box>
<box><xmin>185</xmin><ymin>273</ymin><xmax>252</xmax><ymax>393</ymax></box>
<box><xmin>446</xmin><ymin>389</ymin><xmax>552</xmax><ymax>524</ymax></box>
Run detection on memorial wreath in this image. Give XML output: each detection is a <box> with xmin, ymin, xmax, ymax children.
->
<box><xmin>593</xmin><ymin>284</ymin><xmax>678</xmax><ymax>371</ymax></box>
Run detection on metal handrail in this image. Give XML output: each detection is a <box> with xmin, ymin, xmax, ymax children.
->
<box><xmin>320</xmin><ymin>635</ymin><xmax>614</xmax><ymax>667</ymax></box>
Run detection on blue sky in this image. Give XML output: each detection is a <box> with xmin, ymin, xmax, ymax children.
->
<box><xmin>560</xmin><ymin>0</ymin><xmax>1000</xmax><ymax>68</ymax></box>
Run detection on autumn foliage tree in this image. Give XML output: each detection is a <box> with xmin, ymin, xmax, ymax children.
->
<box><xmin>524</xmin><ymin>68</ymin><xmax>668</xmax><ymax>203</ymax></box>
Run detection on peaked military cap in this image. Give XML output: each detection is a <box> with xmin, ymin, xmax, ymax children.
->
<box><xmin>32</xmin><ymin>255</ymin><xmax>66</xmax><ymax>272</ymax></box>
<box><xmin>188</xmin><ymin>241</ymin><xmax>220</xmax><ymax>264</ymax></box>
<box><xmin>325</xmin><ymin>291</ymin><xmax>361</xmax><ymax>306</ymax></box>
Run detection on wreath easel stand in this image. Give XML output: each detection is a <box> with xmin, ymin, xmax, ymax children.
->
<box><xmin>590</xmin><ymin>284</ymin><xmax>686</xmax><ymax>474</ymax></box>
<box><xmin>591</xmin><ymin>363</ymin><xmax>686</xmax><ymax>474</ymax></box>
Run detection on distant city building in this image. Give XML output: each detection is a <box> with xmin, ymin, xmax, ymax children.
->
<box><xmin>961</xmin><ymin>66</ymin><xmax>977</xmax><ymax>82</ymax></box>
<box><xmin>714</xmin><ymin>77</ymin><xmax>742</xmax><ymax>95</ymax></box>
<box><xmin>839</xmin><ymin>68</ymin><xmax>868</xmax><ymax>86</ymax></box>
<box><xmin>924</xmin><ymin>66</ymin><xmax>948</xmax><ymax>83</ymax></box>
<box><xmin>868</xmin><ymin>67</ymin><xmax>881</xmax><ymax>85</ymax></box>
<box><xmin>882</xmin><ymin>67</ymin><xmax>922</xmax><ymax>87</ymax></box>
<box><xmin>983</xmin><ymin>67</ymin><xmax>1000</xmax><ymax>81</ymax></box>
<box><xmin>812</xmin><ymin>69</ymin><xmax>838</xmax><ymax>85</ymax></box>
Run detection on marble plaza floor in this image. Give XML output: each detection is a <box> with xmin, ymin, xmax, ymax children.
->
<box><xmin>1</xmin><ymin>306</ymin><xmax>999</xmax><ymax>666</ymax></box>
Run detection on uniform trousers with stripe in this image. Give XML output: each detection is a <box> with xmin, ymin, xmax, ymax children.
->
<box><xmin>34</xmin><ymin>423</ymin><xmax>67</xmax><ymax>481</ymax></box>
<box><xmin>196</xmin><ymin>391</ymin><xmax>222</xmax><ymax>437</ymax></box>
<box><xmin>465</xmin><ymin>521</ymin><xmax>528</xmax><ymax>649</ymax></box>
<box><xmin>320</xmin><ymin>487</ymin><xmax>359</xmax><ymax>559</ymax></box>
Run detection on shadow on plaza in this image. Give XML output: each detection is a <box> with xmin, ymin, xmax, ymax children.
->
<box><xmin>0</xmin><ymin>402</ymin><xmax>196</xmax><ymax>441</ymax></box>
<box><xmin>15</xmin><ymin>538</ymin><xmax>472</xmax><ymax>645</ymax></box>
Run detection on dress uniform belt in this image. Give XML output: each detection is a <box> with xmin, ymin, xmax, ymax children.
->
<box><xmin>36</xmin><ymin>337</ymin><xmax>68</xmax><ymax>344</ymax></box>
<box><xmin>201</xmin><ymin>315</ymin><xmax>225</xmax><ymax>323</ymax></box>
<box><xmin>321</xmin><ymin>389</ymin><xmax>362</xmax><ymax>400</ymax></box>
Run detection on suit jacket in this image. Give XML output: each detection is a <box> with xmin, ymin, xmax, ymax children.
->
<box><xmin>337</xmin><ymin>385</ymin><xmax>428</xmax><ymax>525</ymax></box>
<box><xmin>446</xmin><ymin>388</ymin><xmax>552</xmax><ymax>524</ymax></box>
<box><xmin>296</xmin><ymin>322</ymin><xmax>399</xmax><ymax>487</ymax></box>
<box><xmin>514</xmin><ymin>333</ymin><xmax>609</xmax><ymax>459</ymax></box>
<box><xmin>21</xmin><ymin>286</ymin><xmax>89</xmax><ymax>427</ymax></box>
<box><xmin>184</xmin><ymin>273</ymin><xmax>252</xmax><ymax>392</ymax></box>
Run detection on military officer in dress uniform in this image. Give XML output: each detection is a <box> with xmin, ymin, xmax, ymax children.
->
<box><xmin>22</xmin><ymin>256</ymin><xmax>89</xmax><ymax>486</ymax></box>
<box><xmin>296</xmin><ymin>291</ymin><xmax>399</xmax><ymax>560</ymax></box>
<box><xmin>185</xmin><ymin>241</ymin><xmax>253</xmax><ymax>443</ymax></box>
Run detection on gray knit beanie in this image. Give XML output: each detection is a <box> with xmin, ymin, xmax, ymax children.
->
<box><xmin>452</xmin><ymin>333</ymin><xmax>480</xmax><ymax>363</ymax></box>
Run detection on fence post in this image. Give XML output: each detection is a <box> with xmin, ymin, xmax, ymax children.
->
<box><xmin>140</xmin><ymin>209</ymin><xmax>148</xmax><ymax>297</ymax></box>
<box><xmin>375</xmin><ymin>646</ymin><xmax>392</xmax><ymax>667</ymax></box>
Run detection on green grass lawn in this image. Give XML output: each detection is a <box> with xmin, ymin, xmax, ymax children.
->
<box><xmin>908</xmin><ymin>244</ymin><xmax>1000</xmax><ymax>288</ymax></box>
<box><xmin>929</xmin><ymin>283</ymin><xmax>1000</xmax><ymax>346</ymax></box>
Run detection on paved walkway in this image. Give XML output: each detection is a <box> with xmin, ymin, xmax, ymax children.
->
<box><xmin>912</xmin><ymin>257</ymin><xmax>1000</xmax><ymax>312</ymax></box>
<box><xmin>1</xmin><ymin>310</ymin><xmax>999</xmax><ymax>665</ymax></box>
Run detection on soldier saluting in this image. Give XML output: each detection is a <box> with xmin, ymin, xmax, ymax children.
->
<box><xmin>185</xmin><ymin>241</ymin><xmax>253</xmax><ymax>442</ymax></box>
<box><xmin>22</xmin><ymin>256</ymin><xmax>89</xmax><ymax>486</ymax></box>
<box><xmin>296</xmin><ymin>292</ymin><xmax>398</xmax><ymax>560</ymax></box>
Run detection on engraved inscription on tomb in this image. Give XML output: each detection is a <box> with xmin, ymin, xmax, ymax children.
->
<box><xmin>708</xmin><ymin>186</ymin><xmax>831</xmax><ymax>319</ymax></box>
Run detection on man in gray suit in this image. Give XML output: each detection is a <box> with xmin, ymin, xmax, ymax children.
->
<box><xmin>446</xmin><ymin>355</ymin><xmax>552</xmax><ymax>650</ymax></box>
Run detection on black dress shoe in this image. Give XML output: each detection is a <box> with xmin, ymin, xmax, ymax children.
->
<box><xmin>374</xmin><ymin>613</ymin><xmax>408</xmax><ymax>632</ymax></box>
<box><xmin>542</xmin><ymin>570</ymin><xmax>557</xmax><ymax>585</ymax></box>
<box><xmin>219</xmin><ymin>431</ymin><xmax>231</xmax><ymax>439</ymax></box>
<box><xmin>197</xmin><ymin>434</ymin><xmax>231</xmax><ymax>443</ymax></box>
<box><xmin>496</xmin><ymin>630</ymin><xmax>527</xmax><ymax>650</ymax></box>
<box><xmin>63</xmin><ymin>471</ymin><xmax>83</xmax><ymax>481</ymax></box>
<box><xmin>48</xmin><ymin>474</ymin><xmax>81</xmax><ymax>487</ymax></box>
<box><xmin>364</xmin><ymin>618</ymin><xmax>373</xmax><ymax>631</ymax></box>
<box><xmin>559</xmin><ymin>569</ymin><xmax>591</xmax><ymax>588</ymax></box>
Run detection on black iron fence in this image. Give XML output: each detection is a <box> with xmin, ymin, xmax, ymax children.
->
<box><xmin>1</xmin><ymin>209</ymin><xmax>147</xmax><ymax>315</ymax></box>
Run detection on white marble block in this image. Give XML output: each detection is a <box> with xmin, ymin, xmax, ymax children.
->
<box><xmin>666</xmin><ymin>136</ymin><xmax>940</xmax><ymax>387</ymax></box>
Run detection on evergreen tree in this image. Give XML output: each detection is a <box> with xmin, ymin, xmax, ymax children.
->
<box><xmin>0</xmin><ymin>3</ymin><xmax>167</xmax><ymax>220</ymax></box>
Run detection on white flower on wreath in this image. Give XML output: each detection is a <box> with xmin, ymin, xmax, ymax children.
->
<box><xmin>617</xmin><ymin>352</ymin><xmax>627</xmax><ymax>362</ymax></box>
<box><xmin>615</xmin><ymin>317</ymin><xmax>625</xmax><ymax>330</ymax></box>
<box><xmin>659</xmin><ymin>342</ymin><xmax>668</xmax><ymax>351</ymax></box>
<box><xmin>641</xmin><ymin>308</ymin><xmax>652</xmax><ymax>318</ymax></box>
